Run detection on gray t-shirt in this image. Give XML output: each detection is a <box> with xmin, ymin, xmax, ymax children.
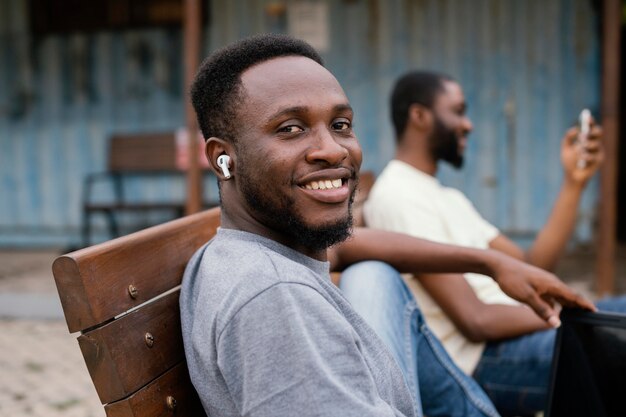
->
<box><xmin>180</xmin><ymin>228</ymin><xmax>416</xmax><ymax>417</ymax></box>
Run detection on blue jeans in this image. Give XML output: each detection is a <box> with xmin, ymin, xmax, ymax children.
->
<box><xmin>473</xmin><ymin>295</ymin><xmax>626</xmax><ymax>417</ymax></box>
<box><xmin>340</xmin><ymin>261</ymin><xmax>500</xmax><ymax>417</ymax></box>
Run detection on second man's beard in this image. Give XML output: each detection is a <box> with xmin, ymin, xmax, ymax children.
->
<box><xmin>430</xmin><ymin>116</ymin><xmax>464</xmax><ymax>169</ymax></box>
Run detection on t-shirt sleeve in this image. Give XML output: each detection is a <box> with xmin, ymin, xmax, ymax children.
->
<box><xmin>216</xmin><ymin>282</ymin><xmax>403</xmax><ymax>417</ymax></box>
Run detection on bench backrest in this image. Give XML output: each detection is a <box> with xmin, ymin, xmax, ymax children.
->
<box><xmin>52</xmin><ymin>207</ymin><xmax>221</xmax><ymax>416</ymax></box>
<box><xmin>108</xmin><ymin>132</ymin><xmax>181</xmax><ymax>172</ymax></box>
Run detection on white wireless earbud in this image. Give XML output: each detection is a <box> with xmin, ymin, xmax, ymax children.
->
<box><xmin>217</xmin><ymin>154</ymin><xmax>231</xmax><ymax>179</ymax></box>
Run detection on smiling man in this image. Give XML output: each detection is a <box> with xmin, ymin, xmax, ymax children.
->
<box><xmin>180</xmin><ymin>34</ymin><xmax>418</xmax><ymax>417</ymax></box>
<box><xmin>180</xmin><ymin>36</ymin><xmax>596</xmax><ymax>417</ymax></box>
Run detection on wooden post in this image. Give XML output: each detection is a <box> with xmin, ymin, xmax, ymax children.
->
<box><xmin>184</xmin><ymin>0</ymin><xmax>202</xmax><ymax>215</ymax></box>
<box><xmin>596</xmin><ymin>0</ymin><xmax>621</xmax><ymax>295</ymax></box>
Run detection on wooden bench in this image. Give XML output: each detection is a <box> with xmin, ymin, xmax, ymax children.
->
<box><xmin>54</xmin><ymin>207</ymin><xmax>221</xmax><ymax>416</ymax></box>
<box><xmin>53</xmin><ymin>172</ymin><xmax>375</xmax><ymax>416</ymax></box>
<box><xmin>82</xmin><ymin>132</ymin><xmax>219</xmax><ymax>247</ymax></box>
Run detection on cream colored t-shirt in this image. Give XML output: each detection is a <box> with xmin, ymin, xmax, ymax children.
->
<box><xmin>364</xmin><ymin>160</ymin><xmax>519</xmax><ymax>375</ymax></box>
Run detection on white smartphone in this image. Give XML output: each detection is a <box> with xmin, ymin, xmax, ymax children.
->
<box><xmin>577</xmin><ymin>109</ymin><xmax>591</xmax><ymax>169</ymax></box>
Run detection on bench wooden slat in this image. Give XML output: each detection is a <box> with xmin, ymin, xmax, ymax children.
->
<box><xmin>79</xmin><ymin>290</ymin><xmax>185</xmax><ymax>404</ymax></box>
<box><xmin>103</xmin><ymin>362</ymin><xmax>207</xmax><ymax>417</ymax></box>
<box><xmin>53</xmin><ymin>207</ymin><xmax>221</xmax><ymax>333</ymax></box>
<box><xmin>84</xmin><ymin>202</ymin><xmax>219</xmax><ymax>213</ymax></box>
<box><xmin>84</xmin><ymin>203</ymin><xmax>186</xmax><ymax>211</ymax></box>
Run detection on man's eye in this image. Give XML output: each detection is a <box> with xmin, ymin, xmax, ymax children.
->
<box><xmin>332</xmin><ymin>121</ymin><xmax>351</xmax><ymax>130</ymax></box>
<box><xmin>278</xmin><ymin>125</ymin><xmax>304</xmax><ymax>133</ymax></box>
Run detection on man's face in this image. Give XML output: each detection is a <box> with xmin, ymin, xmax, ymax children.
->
<box><xmin>231</xmin><ymin>56</ymin><xmax>362</xmax><ymax>253</ymax></box>
<box><xmin>428</xmin><ymin>81</ymin><xmax>473</xmax><ymax>169</ymax></box>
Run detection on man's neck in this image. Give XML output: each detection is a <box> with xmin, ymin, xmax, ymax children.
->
<box><xmin>219</xmin><ymin>209</ymin><xmax>328</xmax><ymax>262</ymax></box>
<box><xmin>395</xmin><ymin>138</ymin><xmax>437</xmax><ymax>176</ymax></box>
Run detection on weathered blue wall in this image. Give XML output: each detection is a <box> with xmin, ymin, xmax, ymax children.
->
<box><xmin>0</xmin><ymin>0</ymin><xmax>601</xmax><ymax>247</ymax></box>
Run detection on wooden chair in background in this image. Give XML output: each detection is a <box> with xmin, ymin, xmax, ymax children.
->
<box><xmin>82</xmin><ymin>132</ymin><xmax>218</xmax><ymax>247</ymax></box>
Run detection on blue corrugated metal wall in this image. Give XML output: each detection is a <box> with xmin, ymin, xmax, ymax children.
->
<box><xmin>0</xmin><ymin>0</ymin><xmax>601</xmax><ymax>247</ymax></box>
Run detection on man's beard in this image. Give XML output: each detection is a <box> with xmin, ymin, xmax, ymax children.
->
<box><xmin>430</xmin><ymin>116</ymin><xmax>464</xmax><ymax>169</ymax></box>
<box><xmin>238</xmin><ymin>165</ymin><xmax>357</xmax><ymax>252</ymax></box>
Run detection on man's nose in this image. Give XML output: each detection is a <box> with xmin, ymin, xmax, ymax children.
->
<box><xmin>463</xmin><ymin>116</ymin><xmax>473</xmax><ymax>133</ymax></box>
<box><xmin>306</xmin><ymin>128</ymin><xmax>349</xmax><ymax>165</ymax></box>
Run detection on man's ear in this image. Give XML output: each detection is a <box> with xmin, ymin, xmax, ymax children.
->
<box><xmin>408</xmin><ymin>103</ymin><xmax>433</xmax><ymax>131</ymax></box>
<box><xmin>206</xmin><ymin>137</ymin><xmax>235</xmax><ymax>180</ymax></box>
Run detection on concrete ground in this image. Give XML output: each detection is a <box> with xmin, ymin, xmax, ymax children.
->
<box><xmin>0</xmin><ymin>319</ymin><xmax>104</xmax><ymax>417</ymax></box>
<box><xmin>0</xmin><ymin>250</ymin><xmax>104</xmax><ymax>417</ymax></box>
<box><xmin>0</xmin><ymin>246</ymin><xmax>623</xmax><ymax>417</ymax></box>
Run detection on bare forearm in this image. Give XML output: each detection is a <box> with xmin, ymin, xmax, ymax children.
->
<box><xmin>419</xmin><ymin>272</ymin><xmax>553</xmax><ymax>342</ymax></box>
<box><xmin>526</xmin><ymin>180</ymin><xmax>583</xmax><ymax>270</ymax></box>
<box><xmin>336</xmin><ymin>228</ymin><xmax>595</xmax><ymax>332</ymax></box>
<box><xmin>330</xmin><ymin>227</ymin><xmax>502</xmax><ymax>274</ymax></box>
<box><xmin>468</xmin><ymin>304</ymin><xmax>551</xmax><ymax>341</ymax></box>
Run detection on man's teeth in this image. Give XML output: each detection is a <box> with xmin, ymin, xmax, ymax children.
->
<box><xmin>304</xmin><ymin>179</ymin><xmax>343</xmax><ymax>190</ymax></box>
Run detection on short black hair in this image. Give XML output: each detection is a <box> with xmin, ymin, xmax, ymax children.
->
<box><xmin>191</xmin><ymin>34</ymin><xmax>323</xmax><ymax>144</ymax></box>
<box><xmin>390</xmin><ymin>70</ymin><xmax>455</xmax><ymax>141</ymax></box>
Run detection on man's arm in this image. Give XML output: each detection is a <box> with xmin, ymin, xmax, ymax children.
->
<box><xmin>490</xmin><ymin>125</ymin><xmax>604</xmax><ymax>270</ymax></box>
<box><xmin>329</xmin><ymin>228</ymin><xmax>595</xmax><ymax>327</ymax></box>
<box><xmin>418</xmin><ymin>272</ymin><xmax>551</xmax><ymax>341</ymax></box>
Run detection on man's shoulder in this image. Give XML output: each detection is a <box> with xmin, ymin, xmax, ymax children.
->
<box><xmin>189</xmin><ymin>231</ymin><xmax>321</xmax><ymax>289</ymax></box>
<box><xmin>373</xmin><ymin>161</ymin><xmax>474</xmax><ymax>207</ymax></box>
<box><xmin>181</xmin><ymin>231</ymin><xmax>331</xmax><ymax>343</ymax></box>
<box><xmin>182</xmin><ymin>230</ymin><xmax>327</xmax><ymax>314</ymax></box>
<box><xmin>367</xmin><ymin>161</ymin><xmax>437</xmax><ymax>211</ymax></box>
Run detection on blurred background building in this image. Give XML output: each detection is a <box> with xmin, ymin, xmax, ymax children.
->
<box><xmin>0</xmin><ymin>0</ymin><xmax>622</xmax><ymax>254</ymax></box>
<box><xmin>0</xmin><ymin>2</ymin><xmax>623</xmax><ymax>415</ymax></box>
